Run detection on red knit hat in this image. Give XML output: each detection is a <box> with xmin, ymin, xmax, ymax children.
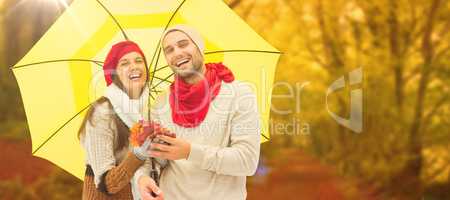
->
<box><xmin>103</xmin><ymin>41</ymin><xmax>147</xmax><ymax>86</ymax></box>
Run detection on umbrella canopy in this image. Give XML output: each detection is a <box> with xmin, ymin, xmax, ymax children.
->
<box><xmin>12</xmin><ymin>0</ymin><xmax>280</xmax><ymax>180</ymax></box>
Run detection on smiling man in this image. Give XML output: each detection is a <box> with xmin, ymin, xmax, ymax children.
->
<box><xmin>135</xmin><ymin>25</ymin><xmax>261</xmax><ymax>200</ymax></box>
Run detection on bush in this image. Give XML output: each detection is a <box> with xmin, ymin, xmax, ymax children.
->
<box><xmin>32</xmin><ymin>168</ymin><xmax>82</xmax><ymax>200</ymax></box>
<box><xmin>0</xmin><ymin>178</ymin><xmax>37</xmax><ymax>200</ymax></box>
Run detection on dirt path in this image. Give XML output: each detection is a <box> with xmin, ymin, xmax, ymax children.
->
<box><xmin>247</xmin><ymin>149</ymin><xmax>381</xmax><ymax>200</ymax></box>
<box><xmin>0</xmin><ymin>139</ymin><xmax>53</xmax><ymax>185</ymax></box>
<box><xmin>0</xmin><ymin>139</ymin><xmax>383</xmax><ymax>199</ymax></box>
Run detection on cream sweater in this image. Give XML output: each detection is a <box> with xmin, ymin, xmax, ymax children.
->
<box><xmin>80</xmin><ymin>101</ymin><xmax>129</xmax><ymax>187</ymax></box>
<box><xmin>135</xmin><ymin>81</ymin><xmax>261</xmax><ymax>200</ymax></box>
<box><xmin>80</xmin><ymin>100</ymin><xmax>144</xmax><ymax>199</ymax></box>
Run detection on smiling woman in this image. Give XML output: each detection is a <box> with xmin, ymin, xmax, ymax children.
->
<box><xmin>77</xmin><ymin>41</ymin><xmax>156</xmax><ymax>200</ymax></box>
<box><xmin>115</xmin><ymin>51</ymin><xmax>148</xmax><ymax>99</ymax></box>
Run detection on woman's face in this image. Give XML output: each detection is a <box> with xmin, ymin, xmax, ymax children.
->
<box><xmin>116</xmin><ymin>51</ymin><xmax>147</xmax><ymax>98</ymax></box>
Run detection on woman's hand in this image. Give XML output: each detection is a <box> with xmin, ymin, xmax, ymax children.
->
<box><xmin>138</xmin><ymin>175</ymin><xmax>164</xmax><ymax>200</ymax></box>
<box><xmin>132</xmin><ymin>138</ymin><xmax>152</xmax><ymax>161</ymax></box>
<box><xmin>149</xmin><ymin>135</ymin><xmax>191</xmax><ymax>160</ymax></box>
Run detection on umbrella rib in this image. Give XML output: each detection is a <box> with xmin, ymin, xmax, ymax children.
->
<box><xmin>147</xmin><ymin>0</ymin><xmax>186</xmax><ymax>121</ymax></box>
<box><xmin>151</xmin><ymin>73</ymin><xmax>174</xmax><ymax>90</ymax></box>
<box><xmin>150</xmin><ymin>65</ymin><xmax>170</xmax><ymax>74</ymax></box>
<box><xmin>149</xmin><ymin>47</ymin><xmax>163</xmax><ymax>88</ymax></box>
<box><xmin>152</xmin><ymin>76</ymin><xmax>172</xmax><ymax>84</ymax></box>
<box><xmin>11</xmin><ymin>59</ymin><xmax>104</xmax><ymax>70</ymax></box>
<box><xmin>148</xmin><ymin>48</ymin><xmax>282</xmax><ymax>92</ymax></box>
<box><xmin>32</xmin><ymin>103</ymin><xmax>92</xmax><ymax>154</ymax></box>
<box><xmin>163</xmin><ymin>0</ymin><xmax>187</xmax><ymax>31</ymax></box>
<box><xmin>149</xmin><ymin>0</ymin><xmax>187</xmax><ymax>87</ymax></box>
<box><xmin>154</xmin><ymin>48</ymin><xmax>164</xmax><ymax>79</ymax></box>
<box><xmin>205</xmin><ymin>50</ymin><xmax>282</xmax><ymax>55</ymax></box>
<box><xmin>261</xmin><ymin>133</ymin><xmax>269</xmax><ymax>141</ymax></box>
<box><xmin>149</xmin><ymin>92</ymin><xmax>156</xmax><ymax>100</ymax></box>
<box><xmin>96</xmin><ymin>0</ymin><xmax>129</xmax><ymax>40</ymax></box>
<box><xmin>147</xmin><ymin>47</ymin><xmax>163</xmax><ymax>120</ymax></box>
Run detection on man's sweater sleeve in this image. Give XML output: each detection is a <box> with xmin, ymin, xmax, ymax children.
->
<box><xmin>186</xmin><ymin>84</ymin><xmax>261</xmax><ymax>176</ymax></box>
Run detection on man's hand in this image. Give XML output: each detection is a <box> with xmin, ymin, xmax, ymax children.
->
<box><xmin>138</xmin><ymin>175</ymin><xmax>164</xmax><ymax>200</ymax></box>
<box><xmin>149</xmin><ymin>135</ymin><xmax>191</xmax><ymax>160</ymax></box>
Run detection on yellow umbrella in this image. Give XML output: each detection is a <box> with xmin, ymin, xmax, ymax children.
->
<box><xmin>12</xmin><ymin>0</ymin><xmax>280</xmax><ymax>180</ymax></box>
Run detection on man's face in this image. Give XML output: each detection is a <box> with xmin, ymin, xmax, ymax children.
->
<box><xmin>162</xmin><ymin>30</ymin><xmax>204</xmax><ymax>78</ymax></box>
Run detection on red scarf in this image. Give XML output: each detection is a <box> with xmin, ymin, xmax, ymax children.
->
<box><xmin>169</xmin><ymin>62</ymin><xmax>234</xmax><ymax>128</ymax></box>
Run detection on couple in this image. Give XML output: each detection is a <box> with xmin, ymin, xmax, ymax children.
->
<box><xmin>78</xmin><ymin>25</ymin><xmax>261</xmax><ymax>200</ymax></box>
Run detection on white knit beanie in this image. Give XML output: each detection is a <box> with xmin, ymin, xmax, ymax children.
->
<box><xmin>162</xmin><ymin>25</ymin><xmax>205</xmax><ymax>54</ymax></box>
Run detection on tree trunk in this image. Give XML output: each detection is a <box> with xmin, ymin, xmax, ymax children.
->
<box><xmin>398</xmin><ymin>0</ymin><xmax>441</xmax><ymax>199</ymax></box>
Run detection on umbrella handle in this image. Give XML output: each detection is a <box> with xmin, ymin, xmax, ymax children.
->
<box><xmin>150</xmin><ymin>162</ymin><xmax>159</xmax><ymax>185</ymax></box>
<box><xmin>150</xmin><ymin>158</ymin><xmax>159</xmax><ymax>197</ymax></box>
